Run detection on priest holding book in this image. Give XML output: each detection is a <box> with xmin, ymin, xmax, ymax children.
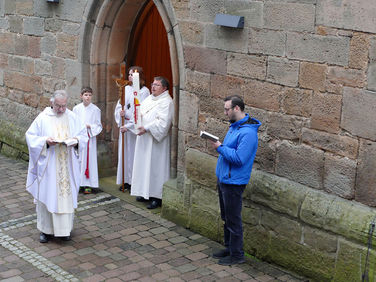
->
<box><xmin>25</xmin><ymin>90</ymin><xmax>88</xmax><ymax>243</ymax></box>
<box><xmin>209</xmin><ymin>95</ymin><xmax>261</xmax><ymax>266</ymax></box>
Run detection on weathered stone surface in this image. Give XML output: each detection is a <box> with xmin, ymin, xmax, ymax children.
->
<box><xmin>227</xmin><ymin>52</ymin><xmax>266</xmax><ymax>80</ymax></box>
<box><xmin>170</xmin><ymin>0</ymin><xmax>190</xmax><ymax>20</ymax></box>
<box><xmin>62</xmin><ymin>22</ymin><xmax>81</xmax><ymax>36</ymax></box>
<box><xmin>0</xmin><ymin>18</ymin><xmax>9</xmax><ymax>29</ymax></box>
<box><xmin>179</xmin><ymin>91</ymin><xmax>199</xmax><ymax>134</ymax></box>
<box><xmin>4</xmin><ymin>71</ymin><xmax>42</xmax><ymax>93</ymax></box>
<box><xmin>367</xmin><ymin>63</ymin><xmax>376</xmax><ymax>92</ymax></box>
<box><xmin>27</xmin><ymin>36</ymin><xmax>41</xmax><ymax>58</ymax></box>
<box><xmin>0</xmin><ymin>70</ymin><xmax>3</xmax><ymax>86</ymax></box>
<box><xmin>324</xmin><ymin>153</ymin><xmax>356</xmax><ymax>199</ymax></box>
<box><xmin>242</xmin><ymin>203</ymin><xmax>260</xmax><ymax>226</ymax></box>
<box><xmin>311</xmin><ymin>92</ymin><xmax>341</xmax><ymax>134</ymax></box>
<box><xmin>8</xmin><ymin>55</ymin><xmax>34</xmax><ymax>74</ymax></box>
<box><xmin>349</xmin><ymin>32</ymin><xmax>370</xmax><ymax>70</ymax></box>
<box><xmin>185</xmin><ymin>70</ymin><xmax>210</xmax><ymax>97</ymax></box>
<box><xmin>243</xmin><ymin>79</ymin><xmax>282</xmax><ymax>112</ymax></box>
<box><xmin>264</xmin><ymin>2</ymin><xmax>315</xmax><ymax>32</ymax></box>
<box><xmin>210</xmin><ymin>74</ymin><xmax>244</xmax><ymax>100</ymax></box>
<box><xmin>300</xmin><ymin>190</ymin><xmax>373</xmax><ymax>243</ymax></box>
<box><xmin>327</xmin><ymin>66</ymin><xmax>366</xmax><ymax>88</ymax></box>
<box><xmin>276</xmin><ymin>141</ymin><xmax>324</xmax><ymax>189</ymax></box>
<box><xmin>266</xmin><ymin>57</ymin><xmax>299</xmax><ymax>87</ymax></box>
<box><xmin>247</xmin><ymin>169</ymin><xmax>307</xmax><ymax>217</ymax></box>
<box><xmin>0</xmin><ymin>32</ymin><xmax>15</xmax><ymax>54</ymax></box>
<box><xmin>249</xmin><ymin>29</ymin><xmax>286</xmax><ymax>56</ymax></box>
<box><xmin>190</xmin><ymin>0</ymin><xmax>225</xmax><ymax>22</ymax></box>
<box><xmin>179</xmin><ymin>21</ymin><xmax>204</xmax><ymax>45</ymax></box>
<box><xmin>370</xmin><ymin>37</ymin><xmax>376</xmax><ymax>63</ymax></box>
<box><xmin>342</xmin><ymin>87</ymin><xmax>376</xmax><ymax>140</ymax></box>
<box><xmin>35</xmin><ymin>59</ymin><xmax>52</xmax><ymax>76</ymax></box>
<box><xmin>261</xmin><ymin>210</ymin><xmax>301</xmax><ymax>243</ymax></box>
<box><xmin>286</xmin><ymin>33</ymin><xmax>350</xmax><ymax>66</ymax></box>
<box><xmin>184</xmin><ymin>46</ymin><xmax>226</xmax><ymax>75</ymax></box>
<box><xmin>0</xmin><ymin>54</ymin><xmax>8</xmax><ymax>69</ymax></box>
<box><xmin>16</xmin><ymin>0</ymin><xmax>33</xmax><ymax>15</ymax></box>
<box><xmin>267</xmin><ymin>112</ymin><xmax>306</xmax><ymax>141</ymax></box>
<box><xmin>299</xmin><ymin>62</ymin><xmax>327</xmax><ymax>92</ymax></box>
<box><xmin>303</xmin><ymin>226</ymin><xmax>337</xmax><ymax>253</ymax></box>
<box><xmin>56</xmin><ymin>33</ymin><xmax>78</xmax><ymax>59</ymax></box>
<box><xmin>0</xmin><ymin>86</ymin><xmax>7</xmax><ymax>97</ymax></box>
<box><xmin>0</xmin><ymin>119</ymin><xmax>29</xmax><ymax>155</ymax></box>
<box><xmin>302</xmin><ymin>128</ymin><xmax>358</xmax><ymax>159</ymax></box>
<box><xmin>8</xmin><ymin>15</ymin><xmax>23</xmax><ymax>33</ymax></box>
<box><xmin>41</xmin><ymin>33</ymin><xmax>57</xmax><ymax>55</ymax></box>
<box><xmin>333</xmin><ymin>239</ymin><xmax>365</xmax><ymax>282</ymax></box>
<box><xmin>3</xmin><ymin>0</ymin><xmax>16</xmax><ymax>14</ymax></box>
<box><xmin>205</xmin><ymin>24</ymin><xmax>248</xmax><ymax>53</ymax></box>
<box><xmin>243</xmin><ymin>225</ymin><xmax>271</xmax><ymax>259</ymax></box>
<box><xmin>24</xmin><ymin>92</ymin><xmax>39</xmax><ymax>108</ymax></box>
<box><xmin>45</xmin><ymin>18</ymin><xmax>63</xmax><ymax>32</ymax></box>
<box><xmin>24</xmin><ymin>17</ymin><xmax>44</xmax><ymax>36</ymax></box>
<box><xmin>42</xmin><ymin>77</ymin><xmax>66</xmax><ymax>94</ymax></box>
<box><xmin>7</xmin><ymin>88</ymin><xmax>24</xmax><ymax>103</ymax></box>
<box><xmin>316</xmin><ymin>0</ymin><xmax>376</xmax><ymax>34</ymax></box>
<box><xmin>282</xmin><ymin>87</ymin><xmax>312</xmax><ymax>117</ymax></box>
<box><xmin>224</xmin><ymin>0</ymin><xmax>263</xmax><ymax>28</ymax></box>
<box><xmin>254</xmin><ymin>135</ymin><xmax>276</xmax><ymax>173</ymax></box>
<box><xmin>185</xmin><ymin>149</ymin><xmax>217</xmax><ymax>190</ymax></box>
<box><xmin>356</xmin><ymin>139</ymin><xmax>376</xmax><ymax>206</ymax></box>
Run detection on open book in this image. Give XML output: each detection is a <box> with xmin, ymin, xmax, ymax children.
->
<box><xmin>53</xmin><ymin>138</ymin><xmax>78</xmax><ymax>146</ymax></box>
<box><xmin>200</xmin><ymin>131</ymin><xmax>219</xmax><ymax>142</ymax></box>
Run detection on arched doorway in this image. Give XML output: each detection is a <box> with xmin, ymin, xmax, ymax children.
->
<box><xmin>126</xmin><ymin>1</ymin><xmax>173</xmax><ymax>93</ymax></box>
<box><xmin>82</xmin><ymin>0</ymin><xmax>179</xmax><ymax>177</ymax></box>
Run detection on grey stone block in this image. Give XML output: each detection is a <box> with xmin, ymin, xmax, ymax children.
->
<box><xmin>367</xmin><ymin>63</ymin><xmax>376</xmax><ymax>91</ymax></box>
<box><xmin>45</xmin><ymin>18</ymin><xmax>63</xmax><ymax>32</ymax></box>
<box><xmin>62</xmin><ymin>22</ymin><xmax>81</xmax><ymax>35</ymax></box>
<box><xmin>33</xmin><ymin>0</ymin><xmax>53</xmax><ymax>18</ymax></box>
<box><xmin>41</xmin><ymin>32</ymin><xmax>57</xmax><ymax>55</ymax></box>
<box><xmin>341</xmin><ymin>87</ymin><xmax>376</xmax><ymax>141</ymax></box>
<box><xmin>8</xmin><ymin>15</ymin><xmax>23</xmax><ymax>33</ymax></box>
<box><xmin>316</xmin><ymin>0</ymin><xmax>376</xmax><ymax>34</ymax></box>
<box><xmin>266</xmin><ymin>0</ymin><xmax>316</xmax><ymax>3</ymax></box>
<box><xmin>370</xmin><ymin>37</ymin><xmax>376</xmax><ymax>63</ymax></box>
<box><xmin>0</xmin><ymin>18</ymin><xmax>9</xmax><ymax>29</ymax></box>
<box><xmin>264</xmin><ymin>2</ymin><xmax>315</xmax><ymax>32</ymax></box>
<box><xmin>266</xmin><ymin>57</ymin><xmax>299</xmax><ymax>87</ymax></box>
<box><xmin>227</xmin><ymin>52</ymin><xmax>266</xmax><ymax>80</ymax></box>
<box><xmin>0</xmin><ymin>69</ymin><xmax>3</xmax><ymax>86</ymax></box>
<box><xmin>35</xmin><ymin>59</ymin><xmax>52</xmax><ymax>76</ymax></box>
<box><xmin>286</xmin><ymin>33</ymin><xmax>350</xmax><ymax>66</ymax></box>
<box><xmin>224</xmin><ymin>0</ymin><xmax>263</xmax><ymax>28</ymax></box>
<box><xmin>3</xmin><ymin>0</ymin><xmax>15</xmax><ymax>15</ymax></box>
<box><xmin>276</xmin><ymin>141</ymin><xmax>324</xmax><ymax>189</ymax></box>
<box><xmin>24</xmin><ymin>17</ymin><xmax>44</xmax><ymax>36</ymax></box>
<box><xmin>178</xmin><ymin>91</ymin><xmax>199</xmax><ymax>134</ymax></box>
<box><xmin>205</xmin><ymin>24</ymin><xmax>248</xmax><ymax>53</ymax></box>
<box><xmin>190</xmin><ymin>0</ymin><xmax>225</xmax><ymax>22</ymax></box>
<box><xmin>249</xmin><ymin>28</ymin><xmax>286</xmax><ymax>56</ymax></box>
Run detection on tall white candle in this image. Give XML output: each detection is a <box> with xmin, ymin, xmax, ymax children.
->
<box><xmin>133</xmin><ymin>71</ymin><xmax>140</xmax><ymax>93</ymax></box>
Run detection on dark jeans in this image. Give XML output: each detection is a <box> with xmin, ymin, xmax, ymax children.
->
<box><xmin>217</xmin><ymin>181</ymin><xmax>246</xmax><ymax>259</ymax></box>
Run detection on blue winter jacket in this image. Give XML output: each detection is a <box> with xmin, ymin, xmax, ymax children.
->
<box><xmin>216</xmin><ymin>114</ymin><xmax>261</xmax><ymax>185</ymax></box>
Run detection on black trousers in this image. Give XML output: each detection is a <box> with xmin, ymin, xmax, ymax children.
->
<box><xmin>217</xmin><ymin>181</ymin><xmax>246</xmax><ymax>259</ymax></box>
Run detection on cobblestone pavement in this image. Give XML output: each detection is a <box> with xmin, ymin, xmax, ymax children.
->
<box><xmin>0</xmin><ymin>154</ymin><xmax>307</xmax><ymax>282</ymax></box>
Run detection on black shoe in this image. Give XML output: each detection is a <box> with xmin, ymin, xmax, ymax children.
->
<box><xmin>39</xmin><ymin>232</ymin><xmax>49</xmax><ymax>243</ymax></box>
<box><xmin>136</xmin><ymin>196</ymin><xmax>148</xmax><ymax>202</ymax></box>
<box><xmin>147</xmin><ymin>199</ymin><xmax>161</xmax><ymax>209</ymax></box>
<box><xmin>213</xmin><ymin>249</ymin><xmax>230</xmax><ymax>258</ymax></box>
<box><xmin>60</xmin><ymin>236</ymin><xmax>71</xmax><ymax>241</ymax></box>
<box><xmin>119</xmin><ymin>184</ymin><xmax>131</xmax><ymax>191</ymax></box>
<box><xmin>218</xmin><ymin>255</ymin><xmax>245</xmax><ymax>266</ymax></box>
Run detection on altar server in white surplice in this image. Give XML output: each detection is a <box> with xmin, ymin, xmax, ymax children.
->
<box><xmin>115</xmin><ymin>66</ymin><xmax>150</xmax><ymax>192</ymax></box>
<box><xmin>73</xmin><ymin>87</ymin><xmax>102</xmax><ymax>194</ymax></box>
<box><xmin>26</xmin><ymin>90</ymin><xmax>88</xmax><ymax>243</ymax></box>
<box><xmin>131</xmin><ymin>76</ymin><xmax>174</xmax><ymax>209</ymax></box>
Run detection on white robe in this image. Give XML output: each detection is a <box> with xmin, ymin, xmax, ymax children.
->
<box><xmin>131</xmin><ymin>90</ymin><xmax>174</xmax><ymax>199</ymax></box>
<box><xmin>115</xmin><ymin>85</ymin><xmax>150</xmax><ymax>185</ymax></box>
<box><xmin>73</xmin><ymin>103</ymin><xmax>102</xmax><ymax>188</ymax></box>
<box><xmin>25</xmin><ymin>107</ymin><xmax>88</xmax><ymax>215</ymax></box>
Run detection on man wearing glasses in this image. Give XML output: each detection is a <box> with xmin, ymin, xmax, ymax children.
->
<box><xmin>210</xmin><ymin>95</ymin><xmax>261</xmax><ymax>265</ymax></box>
<box><xmin>25</xmin><ymin>90</ymin><xmax>87</xmax><ymax>243</ymax></box>
<box><xmin>131</xmin><ymin>76</ymin><xmax>174</xmax><ymax>209</ymax></box>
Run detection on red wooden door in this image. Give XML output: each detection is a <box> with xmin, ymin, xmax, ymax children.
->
<box><xmin>127</xmin><ymin>1</ymin><xmax>173</xmax><ymax>94</ymax></box>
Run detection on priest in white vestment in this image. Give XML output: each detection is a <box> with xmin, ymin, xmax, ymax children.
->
<box><xmin>115</xmin><ymin>66</ymin><xmax>150</xmax><ymax>191</ymax></box>
<box><xmin>131</xmin><ymin>76</ymin><xmax>174</xmax><ymax>209</ymax></box>
<box><xmin>73</xmin><ymin>87</ymin><xmax>102</xmax><ymax>194</ymax></box>
<box><xmin>26</xmin><ymin>90</ymin><xmax>88</xmax><ymax>243</ymax></box>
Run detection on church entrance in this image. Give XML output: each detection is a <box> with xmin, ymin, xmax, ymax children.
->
<box><xmin>83</xmin><ymin>0</ymin><xmax>179</xmax><ymax>177</ymax></box>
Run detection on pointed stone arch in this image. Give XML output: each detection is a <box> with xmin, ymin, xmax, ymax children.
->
<box><xmin>79</xmin><ymin>0</ymin><xmax>180</xmax><ymax>177</ymax></box>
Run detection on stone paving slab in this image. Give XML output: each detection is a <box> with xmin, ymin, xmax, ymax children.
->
<box><xmin>0</xmin><ymin>154</ymin><xmax>307</xmax><ymax>281</ymax></box>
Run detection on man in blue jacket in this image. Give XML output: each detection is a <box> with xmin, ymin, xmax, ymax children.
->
<box><xmin>210</xmin><ymin>95</ymin><xmax>261</xmax><ymax>265</ymax></box>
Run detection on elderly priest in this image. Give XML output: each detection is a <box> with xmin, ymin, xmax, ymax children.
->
<box><xmin>25</xmin><ymin>90</ymin><xmax>88</xmax><ymax>243</ymax></box>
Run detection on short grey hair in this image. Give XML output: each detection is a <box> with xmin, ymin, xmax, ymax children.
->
<box><xmin>50</xmin><ymin>90</ymin><xmax>68</xmax><ymax>103</ymax></box>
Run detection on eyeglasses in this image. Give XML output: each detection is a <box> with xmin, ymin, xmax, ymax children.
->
<box><xmin>224</xmin><ymin>107</ymin><xmax>234</xmax><ymax>113</ymax></box>
<box><xmin>151</xmin><ymin>83</ymin><xmax>163</xmax><ymax>87</ymax></box>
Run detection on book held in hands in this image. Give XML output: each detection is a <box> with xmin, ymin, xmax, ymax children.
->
<box><xmin>200</xmin><ymin>131</ymin><xmax>219</xmax><ymax>142</ymax></box>
<box><xmin>53</xmin><ymin>138</ymin><xmax>78</xmax><ymax>146</ymax></box>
